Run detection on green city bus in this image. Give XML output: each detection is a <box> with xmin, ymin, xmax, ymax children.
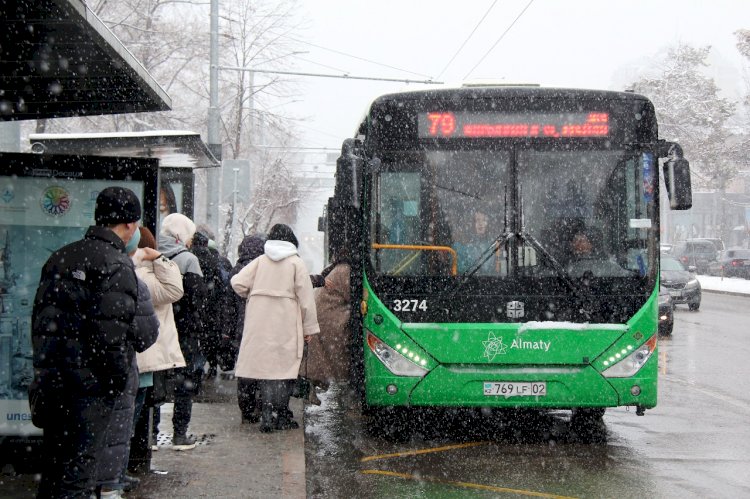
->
<box><xmin>325</xmin><ymin>85</ymin><xmax>692</xmax><ymax>422</ymax></box>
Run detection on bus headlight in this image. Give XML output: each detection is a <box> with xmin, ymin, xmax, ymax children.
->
<box><xmin>602</xmin><ymin>335</ymin><xmax>657</xmax><ymax>378</ymax></box>
<box><xmin>366</xmin><ymin>331</ymin><xmax>429</xmax><ymax>377</ymax></box>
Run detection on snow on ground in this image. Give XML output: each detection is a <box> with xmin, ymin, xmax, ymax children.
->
<box><xmin>696</xmin><ymin>275</ymin><xmax>750</xmax><ymax>295</ymax></box>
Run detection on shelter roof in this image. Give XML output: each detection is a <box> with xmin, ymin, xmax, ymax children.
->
<box><xmin>1</xmin><ymin>0</ymin><xmax>171</xmax><ymax>120</ymax></box>
<box><xmin>29</xmin><ymin>131</ymin><xmax>218</xmax><ymax>169</ymax></box>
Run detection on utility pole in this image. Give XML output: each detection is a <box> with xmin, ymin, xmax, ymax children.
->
<box><xmin>206</xmin><ymin>0</ymin><xmax>221</xmax><ymax>235</ymax></box>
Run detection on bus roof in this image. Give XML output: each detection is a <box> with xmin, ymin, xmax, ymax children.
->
<box><xmin>352</xmin><ymin>85</ymin><xmax>651</xmax><ymax>139</ymax></box>
<box><xmin>370</xmin><ymin>85</ymin><xmax>649</xmax><ymax>106</ymax></box>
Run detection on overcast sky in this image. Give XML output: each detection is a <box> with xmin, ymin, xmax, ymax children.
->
<box><xmin>256</xmin><ymin>0</ymin><xmax>750</xmax><ymax>151</ymax></box>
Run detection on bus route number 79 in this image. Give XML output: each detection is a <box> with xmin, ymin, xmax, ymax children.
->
<box><xmin>392</xmin><ymin>299</ymin><xmax>428</xmax><ymax>312</ymax></box>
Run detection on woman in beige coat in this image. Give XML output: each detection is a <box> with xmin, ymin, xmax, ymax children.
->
<box><xmin>134</xmin><ymin>229</ymin><xmax>186</xmax><ymax>375</ymax></box>
<box><xmin>231</xmin><ymin>224</ymin><xmax>319</xmax><ymax>432</ymax></box>
<box><xmin>132</xmin><ymin>227</ymin><xmax>185</xmax><ymax>457</ymax></box>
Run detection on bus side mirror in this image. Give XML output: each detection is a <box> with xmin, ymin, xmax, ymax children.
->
<box><xmin>326</xmin><ymin>197</ymin><xmax>361</xmax><ymax>262</ymax></box>
<box><xmin>663</xmin><ymin>157</ymin><xmax>692</xmax><ymax>210</ymax></box>
<box><xmin>335</xmin><ymin>138</ymin><xmax>364</xmax><ymax>208</ymax></box>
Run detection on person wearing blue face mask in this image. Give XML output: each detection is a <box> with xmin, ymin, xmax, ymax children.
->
<box><xmin>123</xmin><ymin>223</ymin><xmax>142</xmax><ymax>253</ymax></box>
<box><xmin>30</xmin><ymin>186</ymin><xmax>158</xmax><ymax>498</ymax></box>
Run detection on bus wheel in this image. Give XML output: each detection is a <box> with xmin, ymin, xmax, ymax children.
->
<box><xmin>362</xmin><ymin>406</ymin><xmax>413</xmax><ymax>442</ymax></box>
<box><xmin>570</xmin><ymin>408</ymin><xmax>607</xmax><ymax>442</ymax></box>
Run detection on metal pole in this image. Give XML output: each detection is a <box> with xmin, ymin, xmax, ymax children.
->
<box><xmin>227</xmin><ymin>167</ymin><xmax>239</xmax><ymax>255</ymax></box>
<box><xmin>206</xmin><ymin>0</ymin><xmax>221</xmax><ymax>235</ymax></box>
<box><xmin>233</xmin><ymin>169</ymin><xmax>239</xmax><ymax>203</ymax></box>
<box><xmin>209</xmin><ymin>0</ymin><xmax>220</xmax><ymax>152</ymax></box>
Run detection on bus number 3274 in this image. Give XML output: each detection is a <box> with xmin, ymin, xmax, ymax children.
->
<box><xmin>392</xmin><ymin>299</ymin><xmax>428</xmax><ymax>312</ymax></box>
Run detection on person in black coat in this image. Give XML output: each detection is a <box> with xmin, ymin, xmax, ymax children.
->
<box><xmin>99</xmin><ymin>269</ymin><xmax>160</xmax><ymax>496</ymax></box>
<box><xmin>190</xmin><ymin>231</ymin><xmax>226</xmax><ymax>377</ymax></box>
<box><xmin>208</xmin><ymin>238</ymin><xmax>239</xmax><ymax>373</ymax></box>
<box><xmin>31</xmin><ymin>187</ymin><xmax>157</xmax><ymax>498</ymax></box>
<box><xmin>229</xmin><ymin>234</ymin><xmax>266</xmax><ymax>423</ymax></box>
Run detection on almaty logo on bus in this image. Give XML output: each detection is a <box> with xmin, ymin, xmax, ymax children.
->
<box><xmin>483</xmin><ymin>332</ymin><xmax>552</xmax><ymax>361</ymax></box>
<box><xmin>483</xmin><ymin>332</ymin><xmax>508</xmax><ymax>361</ymax></box>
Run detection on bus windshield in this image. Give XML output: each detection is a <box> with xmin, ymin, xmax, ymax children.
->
<box><xmin>369</xmin><ymin>147</ymin><xmax>655</xmax><ymax>285</ymax></box>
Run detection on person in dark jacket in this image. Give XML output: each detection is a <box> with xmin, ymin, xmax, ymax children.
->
<box><xmin>31</xmin><ymin>186</ymin><xmax>158</xmax><ymax>498</ymax></box>
<box><xmin>158</xmin><ymin>213</ymin><xmax>207</xmax><ymax>450</ymax></box>
<box><xmin>190</xmin><ymin>231</ymin><xmax>226</xmax><ymax>378</ymax></box>
<box><xmin>229</xmin><ymin>234</ymin><xmax>266</xmax><ymax>423</ymax></box>
<box><xmin>99</xmin><ymin>229</ymin><xmax>160</xmax><ymax>496</ymax></box>
<box><xmin>207</xmin><ymin>238</ymin><xmax>238</xmax><ymax>373</ymax></box>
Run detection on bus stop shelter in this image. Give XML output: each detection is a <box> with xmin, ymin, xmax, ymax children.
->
<box><xmin>27</xmin><ymin>131</ymin><xmax>220</xmax><ymax>220</ymax></box>
<box><xmin>1</xmin><ymin>0</ymin><xmax>173</xmax><ymax>473</ymax></box>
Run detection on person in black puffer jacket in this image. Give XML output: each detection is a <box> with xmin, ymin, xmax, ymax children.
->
<box><xmin>98</xmin><ymin>241</ymin><xmax>160</xmax><ymax>495</ymax></box>
<box><xmin>31</xmin><ymin>187</ymin><xmax>158</xmax><ymax>498</ymax></box>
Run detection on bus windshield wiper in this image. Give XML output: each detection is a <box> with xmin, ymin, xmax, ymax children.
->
<box><xmin>518</xmin><ymin>231</ymin><xmax>577</xmax><ymax>293</ymax></box>
<box><xmin>443</xmin><ymin>186</ymin><xmax>589</xmax><ymax>315</ymax></box>
<box><xmin>520</xmin><ymin>231</ymin><xmax>592</xmax><ymax>320</ymax></box>
<box><xmin>442</xmin><ymin>187</ymin><xmax>512</xmax><ymax>298</ymax></box>
<box><xmin>515</xmin><ymin>183</ymin><xmax>586</xmax><ymax>302</ymax></box>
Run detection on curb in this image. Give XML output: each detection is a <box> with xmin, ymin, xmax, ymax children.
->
<box><xmin>701</xmin><ymin>288</ymin><xmax>750</xmax><ymax>298</ymax></box>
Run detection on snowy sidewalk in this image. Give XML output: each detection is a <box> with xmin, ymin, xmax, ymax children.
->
<box><xmin>696</xmin><ymin>275</ymin><xmax>750</xmax><ymax>296</ymax></box>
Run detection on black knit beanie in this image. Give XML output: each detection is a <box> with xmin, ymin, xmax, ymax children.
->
<box><xmin>94</xmin><ymin>186</ymin><xmax>142</xmax><ymax>225</ymax></box>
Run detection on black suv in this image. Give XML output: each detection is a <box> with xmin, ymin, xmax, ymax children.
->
<box><xmin>660</xmin><ymin>255</ymin><xmax>701</xmax><ymax>311</ymax></box>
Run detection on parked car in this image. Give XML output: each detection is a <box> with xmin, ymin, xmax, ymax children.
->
<box><xmin>660</xmin><ymin>255</ymin><xmax>701</xmax><ymax>311</ymax></box>
<box><xmin>707</xmin><ymin>248</ymin><xmax>750</xmax><ymax>278</ymax></box>
<box><xmin>671</xmin><ymin>239</ymin><xmax>718</xmax><ymax>274</ymax></box>
<box><xmin>658</xmin><ymin>285</ymin><xmax>674</xmax><ymax>336</ymax></box>
<box><xmin>660</xmin><ymin>243</ymin><xmax>673</xmax><ymax>254</ymax></box>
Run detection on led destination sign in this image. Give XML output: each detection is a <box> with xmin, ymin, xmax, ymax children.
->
<box><xmin>418</xmin><ymin>111</ymin><xmax>609</xmax><ymax>138</ymax></box>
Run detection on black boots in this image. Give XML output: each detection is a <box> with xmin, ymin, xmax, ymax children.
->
<box><xmin>259</xmin><ymin>380</ymin><xmax>277</xmax><ymax>433</ymax></box>
<box><xmin>259</xmin><ymin>401</ymin><xmax>274</xmax><ymax>433</ymax></box>
<box><xmin>258</xmin><ymin>380</ymin><xmax>298</xmax><ymax>432</ymax></box>
<box><xmin>238</xmin><ymin>378</ymin><xmax>261</xmax><ymax>423</ymax></box>
<box><xmin>275</xmin><ymin>407</ymin><xmax>299</xmax><ymax>430</ymax></box>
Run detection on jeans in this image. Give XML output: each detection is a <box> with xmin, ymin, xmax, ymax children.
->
<box><xmin>172</xmin><ymin>367</ymin><xmax>202</xmax><ymax>435</ymax></box>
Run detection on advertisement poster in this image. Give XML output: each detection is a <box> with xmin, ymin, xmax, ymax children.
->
<box><xmin>0</xmin><ymin>175</ymin><xmax>143</xmax><ymax>436</ymax></box>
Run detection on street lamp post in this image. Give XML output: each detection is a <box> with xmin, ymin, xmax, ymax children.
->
<box><xmin>206</xmin><ymin>0</ymin><xmax>221</xmax><ymax>237</ymax></box>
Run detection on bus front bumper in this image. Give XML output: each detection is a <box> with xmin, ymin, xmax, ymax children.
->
<box><xmin>365</xmin><ymin>354</ymin><xmax>657</xmax><ymax>410</ymax></box>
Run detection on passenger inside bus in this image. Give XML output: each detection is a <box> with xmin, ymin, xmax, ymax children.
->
<box><xmin>570</xmin><ymin>230</ymin><xmax>600</xmax><ymax>259</ymax></box>
<box><xmin>455</xmin><ymin>208</ymin><xmax>502</xmax><ymax>274</ymax></box>
<box><xmin>564</xmin><ymin>225</ymin><xmax>631</xmax><ymax>278</ymax></box>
